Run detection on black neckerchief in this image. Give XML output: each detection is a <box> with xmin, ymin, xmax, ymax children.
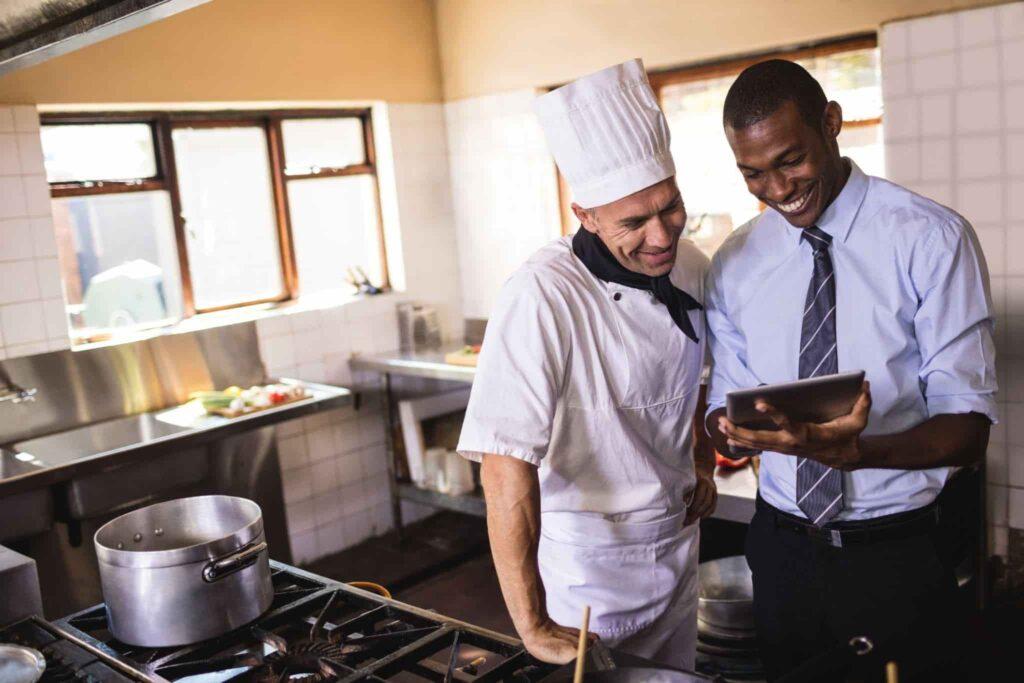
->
<box><xmin>572</xmin><ymin>228</ymin><xmax>702</xmax><ymax>343</ymax></box>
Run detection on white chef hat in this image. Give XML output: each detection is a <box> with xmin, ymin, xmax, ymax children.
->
<box><xmin>532</xmin><ymin>58</ymin><xmax>674</xmax><ymax>209</ymax></box>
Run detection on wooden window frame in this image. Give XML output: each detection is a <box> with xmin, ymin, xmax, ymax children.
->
<box><xmin>42</xmin><ymin>108</ymin><xmax>387</xmax><ymax>326</ymax></box>
<box><xmin>556</xmin><ymin>33</ymin><xmax>880</xmax><ymax>235</ymax></box>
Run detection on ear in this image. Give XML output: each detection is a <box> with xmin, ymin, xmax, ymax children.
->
<box><xmin>822</xmin><ymin>101</ymin><xmax>843</xmax><ymax>141</ymax></box>
<box><xmin>572</xmin><ymin>203</ymin><xmax>599</xmax><ymax>234</ymax></box>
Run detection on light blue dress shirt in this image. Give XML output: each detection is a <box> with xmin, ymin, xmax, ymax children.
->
<box><xmin>705</xmin><ymin>160</ymin><xmax>998</xmax><ymax>520</ymax></box>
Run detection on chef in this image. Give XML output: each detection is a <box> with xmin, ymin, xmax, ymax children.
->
<box><xmin>457</xmin><ymin>59</ymin><xmax>715</xmax><ymax>668</ymax></box>
<box><xmin>703</xmin><ymin>59</ymin><xmax>996</xmax><ymax>680</ymax></box>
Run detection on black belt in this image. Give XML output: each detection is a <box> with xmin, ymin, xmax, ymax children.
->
<box><xmin>756</xmin><ymin>495</ymin><xmax>940</xmax><ymax>548</ymax></box>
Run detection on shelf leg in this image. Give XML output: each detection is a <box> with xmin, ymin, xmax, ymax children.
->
<box><xmin>381</xmin><ymin>372</ymin><xmax>405</xmax><ymax>545</ymax></box>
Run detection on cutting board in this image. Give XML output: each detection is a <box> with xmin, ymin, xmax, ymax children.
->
<box><xmin>206</xmin><ymin>392</ymin><xmax>310</xmax><ymax>418</ymax></box>
<box><xmin>444</xmin><ymin>346</ymin><xmax>480</xmax><ymax>367</ymax></box>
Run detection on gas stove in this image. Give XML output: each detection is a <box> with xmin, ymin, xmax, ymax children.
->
<box><xmin>0</xmin><ymin>615</ymin><xmax>149</xmax><ymax>682</ymax></box>
<box><xmin>2</xmin><ymin>561</ymin><xmax>705</xmax><ymax>682</ymax></box>
<box><xmin>40</xmin><ymin>561</ymin><xmax>559</xmax><ymax>681</ymax></box>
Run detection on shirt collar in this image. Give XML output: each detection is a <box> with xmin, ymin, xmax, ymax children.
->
<box><xmin>784</xmin><ymin>158</ymin><xmax>869</xmax><ymax>246</ymax></box>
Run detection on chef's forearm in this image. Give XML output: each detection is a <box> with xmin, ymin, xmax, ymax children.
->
<box><xmin>856</xmin><ymin>412</ymin><xmax>990</xmax><ymax>470</ymax></box>
<box><xmin>693</xmin><ymin>385</ymin><xmax>715</xmax><ymax>476</ymax></box>
<box><xmin>480</xmin><ymin>453</ymin><xmax>548</xmax><ymax>637</ymax></box>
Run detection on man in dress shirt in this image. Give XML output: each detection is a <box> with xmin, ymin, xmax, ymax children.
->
<box><xmin>703</xmin><ymin>60</ymin><xmax>996</xmax><ymax>681</ymax></box>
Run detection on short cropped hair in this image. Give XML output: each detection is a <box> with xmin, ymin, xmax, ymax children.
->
<box><xmin>723</xmin><ymin>59</ymin><xmax>828</xmax><ymax>132</ymax></box>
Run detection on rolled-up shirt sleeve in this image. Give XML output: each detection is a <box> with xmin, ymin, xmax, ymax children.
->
<box><xmin>704</xmin><ymin>252</ymin><xmax>760</xmax><ymax>420</ymax></box>
<box><xmin>911</xmin><ymin>217</ymin><xmax>998</xmax><ymax>422</ymax></box>
<box><xmin>457</xmin><ymin>269</ymin><xmax>570</xmax><ymax>466</ymax></box>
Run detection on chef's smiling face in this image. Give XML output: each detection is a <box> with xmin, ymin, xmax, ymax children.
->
<box><xmin>725</xmin><ymin>99</ymin><xmax>847</xmax><ymax>229</ymax></box>
<box><xmin>573</xmin><ymin>177</ymin><xmax>686</xmax><ymax>277</ymax></box>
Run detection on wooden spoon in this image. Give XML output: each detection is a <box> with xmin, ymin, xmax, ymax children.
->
<box><xmin>573</xmin><ymin>605</ymin><xmax>591</xmax><ymax>683</ymax></box>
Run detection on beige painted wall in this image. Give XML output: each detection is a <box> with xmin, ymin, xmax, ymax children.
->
<box><xmin>434</xmin><ymin>0</ymin><xmax>1004</xmax><ymax>100</ymax></box>
<box><xmin>0</xmin><ymin>0</ymin><xmax>443</xmax><ymax>104</ymax></box>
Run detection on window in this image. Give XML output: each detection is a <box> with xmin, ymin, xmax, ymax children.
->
<box><xmin>171</xmin><ymin>125</ymin><xmax>286</xmax><ymax>311</ymax></box>
<box><xmin>558</xmin><ymin>36</ymin><xmax>883</xmax><ymax>257</ymax></box>
<box><xmin>40</xmin><ymin>109</ymin><xmax>385</xmax><ymax>342</ymax></box>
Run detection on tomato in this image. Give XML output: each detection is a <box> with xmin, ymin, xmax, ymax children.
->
<box><xmin>716</xmin><ymin>451</ymin><xmax>750</xmax><ymax>469</ymax></box>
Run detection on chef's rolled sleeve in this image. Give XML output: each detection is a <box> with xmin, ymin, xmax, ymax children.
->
<box><xmin>457</xmin><ymin>269</ymin><xmax>570</xmax><ymax>466</ymax></box>
<box><xmin>911</xmin><ymin>218</ymin><xmax>998</xmax><ymax>423</ymax></box>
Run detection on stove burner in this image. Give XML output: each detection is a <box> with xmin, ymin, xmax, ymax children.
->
<box><xmin>50</xmin><ymin>562</ymin><xmax>560</xmax><ymax>681</ymax></box>
<box><xmin>254</xmin><ymin>640</ymin><xmax>347</xmax><ymax>682</ymax></box>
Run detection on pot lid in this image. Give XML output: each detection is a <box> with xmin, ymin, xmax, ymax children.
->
<box><xmin>0</xmin><ymin>645</ymin><xmax>46</xmax><ymax>683</ymax></box>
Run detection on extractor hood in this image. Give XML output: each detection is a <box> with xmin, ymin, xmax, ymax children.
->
<box><xmin>0</xmin><ymin>0</ymin><xmax>210</xmax><ymax>76</ymax></box>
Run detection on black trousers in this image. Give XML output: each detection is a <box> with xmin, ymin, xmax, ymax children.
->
<box><xmin>745</xmin><ymin>500</ymin><xmax>965</xmax><ymax>682</ymax></box>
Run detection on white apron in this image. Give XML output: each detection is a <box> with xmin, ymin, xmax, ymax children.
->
<box><xmin>538</xmin><ymin>510</ymin><xmax>699</xmax><ymax>670</ymax></box>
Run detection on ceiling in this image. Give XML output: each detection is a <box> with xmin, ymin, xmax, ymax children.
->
<box><xmin>0</xmin><ymin>0</ymin><xmax>210</xmax><ymax>76</ymax></box>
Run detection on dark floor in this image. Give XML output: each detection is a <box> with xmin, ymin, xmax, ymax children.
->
<box><xmin>303</xmin><ymin>511</ymin><xmax>491</xmax><ymax>594</ymax></box>
<box><xmin>305</xmin><ymin>511</ymin><xmax>514</xmax><ymax>634</ymax></box>
<box><xmin>399</xmin><ymin>553</ymin><xmax>516</xmax><ymax>636</ymax></box>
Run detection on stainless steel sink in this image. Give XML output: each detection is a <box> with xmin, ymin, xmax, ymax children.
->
<box><xmin>0</xmin><ymin>448</ymin><xmax>53</xmax><ymax>542</ymax></box>
<box><xmin>11</xmin><ymin>413</ymin><xmax>191</xmax><ymax>467</ymax></box>
<box><xmin>0</xmin><ymin>447</ymin><xmax>45</xmax><ymax>479</ymax></box>
<box><xmin>10</xmin><ymin>415</ymin><xmax>204</xmax><ymax>520</ymax></box>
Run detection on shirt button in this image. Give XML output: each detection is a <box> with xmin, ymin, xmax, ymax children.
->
<box><xmin>613</xmin><ymin>292</ymin><xmax>622</xmax><ymax>301</ymax></box>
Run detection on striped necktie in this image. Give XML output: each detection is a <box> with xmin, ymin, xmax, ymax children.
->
<box><xmin>795</xmin><ymin>226</ymin><xmax>843</xmax><ymax>526</ymax></box>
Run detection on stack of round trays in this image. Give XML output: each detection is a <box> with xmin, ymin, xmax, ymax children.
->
<box><xmin>694</xmin><ymin>556</ymin><xmax>763</xmax><ymax>681</ymax></box>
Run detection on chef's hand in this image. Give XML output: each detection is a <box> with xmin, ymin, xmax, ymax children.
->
<box><xmin>718</xmin><ymin>381</ymin><xmax>872</xmax><ymax>471</ymax></box>
<box><xmin>685</xmin><ymin>471</ymin><xmax>717</xmax><ymax>525</ymax></box>
<box><xmin>521</xmin><ymin>618</ymin><xmax>598</xmax><ymax>664</ymax></box>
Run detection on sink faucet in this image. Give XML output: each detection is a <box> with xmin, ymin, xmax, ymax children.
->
<box><xmin>0</xmin><ymin>366</ymin><xmax>36</xmax><ymax>404</ymax></box>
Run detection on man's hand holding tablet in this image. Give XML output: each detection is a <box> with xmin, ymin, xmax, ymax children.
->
<box><xmin>718</xmin><ymin>371</ymin><xmax>872</xmax><ymax>470</ymax></box>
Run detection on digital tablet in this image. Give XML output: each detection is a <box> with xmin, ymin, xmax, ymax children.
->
<box><xmin>726</xmin><ymin>370</ymin><xmax>866</xmax><ymax>430</ymax></box>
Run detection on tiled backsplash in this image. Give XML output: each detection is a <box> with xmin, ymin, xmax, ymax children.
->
<box><xmin>444</xmin><ymin>90</ymin><xmax>563</xmax><ymax>320</ymax></box>
<box><xmin>255</xmin><ymin>299</ymin><xmax>435</xmax><ymax>565</ymax></box>
<box><xmin>881</xmin><ymin>2</ymin><xmax>1024</xmax><ymax>589</ymax></box>
<box><xmin>0</xmin><ymin>105</ymin><xmax>69</xmax><ymax>358</ymax></box>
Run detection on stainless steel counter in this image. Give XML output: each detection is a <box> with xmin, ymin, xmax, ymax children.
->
<box><xmin>0</xmin><ymin>380</ymin><xmax>352</xmax><ymax>497</ymax></box>
<box><xmin>351</xmin><ymin>346</ymin><xmax>758</xmax><ymax>526</ymax></box>
<box><xmin>350</xmin><ymin>344</ymin><xmax>478</xmax><ymax>383</ymax></box>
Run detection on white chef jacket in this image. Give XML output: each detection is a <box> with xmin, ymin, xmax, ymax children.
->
<box><xmin>705</xmin><ymin>161</ymin><xmax>998</xmax><ymax>520</ymax></box>
<box><xmin>458</xmin><ymin>235</ymin><xmax>708</xmax><ymax>662</ymax></box>
<box><xmin>458</xmin><ymin>235</ymin><xmax>710</xmax><ymax>522</ymax></box>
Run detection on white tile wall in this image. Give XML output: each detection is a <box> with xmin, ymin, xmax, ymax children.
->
<box><xmin>0</xmin><ymin>105</ymin><xmax>69</xmax><ymax>360</ymax></box>
<box><xmin>255</xmin><ymin>299</ymin><xmax>414</xmax><ymax>565</ymax></box>
<box><xmin>444</xmin><ymin>90</ymin><xmax>563</xmax><ymax>319</ymax></box>
<box><xmin>881</xmin><ymin>3</ymin><xmax>1024</xmax><ymax>564</ymax></box>
<box><xmin>380</xmin><ymin>103</ymin><xmax>464</xmax><ymax>340</ymax></box>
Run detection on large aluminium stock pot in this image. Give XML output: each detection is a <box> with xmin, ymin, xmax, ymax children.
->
<box><xmin>94</xmin><ymin>495</ymin><xmax>273</xmax><ymax>647</ymax></box>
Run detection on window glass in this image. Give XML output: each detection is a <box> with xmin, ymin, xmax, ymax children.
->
<box><xmin>287</xmin><ymin>175</ymin><xmax>383</xmax><ymax>294</ymax></box>
<box><xmin>41</xmin><ymin>123</ymin><xmax>157</xmax><ymax>183</ymax></box>
<box><xmin>172</xmin><ymin>126</ymin><xmax>285</xmax><ymax>310</ymax></box>
<box><xmin>51</xmin><ymin>191</ymin><xmax>183</xmax><ymax>336</ymax></box>
<box><xmin>661</xmin><ymin>73</ymin><xmax>762</xmax><ymax>255</ymax></box>
<box><xmin>659</xmin><ymin>47</ymin><xmax>883</xmax><ymax>256</ymax></box>
<box><xmin>281</xmin><ymin>118</ymin><xmax>365</xmax><ymax>175</ymax></box>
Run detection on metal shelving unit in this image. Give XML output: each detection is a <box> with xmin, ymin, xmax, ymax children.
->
<box><xmin>350</xmin><ymin>344</ymin><xmax>758</xmax><ymax>540</ymax></box>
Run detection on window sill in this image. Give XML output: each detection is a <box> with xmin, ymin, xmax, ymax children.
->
<box><xmin>71</xmin><ymin>287</ymin><xmax>397</xmax><ymax>353</ymax></box>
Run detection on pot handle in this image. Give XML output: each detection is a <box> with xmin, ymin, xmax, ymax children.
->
<box><xmin>202</xmin><ymin>541</ymin><xmax>267</xmax><ymax>583</ymax></box>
